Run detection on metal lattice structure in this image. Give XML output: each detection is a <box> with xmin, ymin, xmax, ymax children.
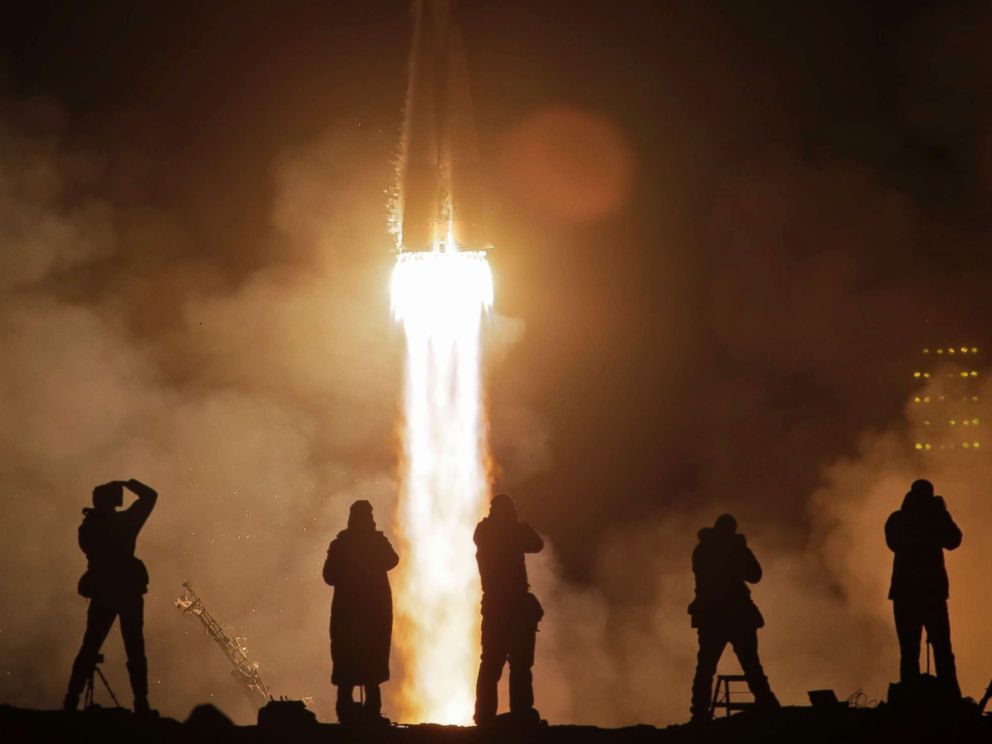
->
<box><xmin>175</xmin><ymin>580</ymin><xmax>272</xmax><ymax>707</ymax></box>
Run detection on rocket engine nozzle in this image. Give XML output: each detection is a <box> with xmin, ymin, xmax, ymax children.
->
<box><xmin>396</xmin><ymin>0</ymin><xmax>487</xmax><ymax>254</ymax></box>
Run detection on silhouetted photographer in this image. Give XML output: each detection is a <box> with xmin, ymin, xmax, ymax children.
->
<box><xmin>688</xmin><ymin>514</ymin><xmax>779</xmax><ymax>721</ymax></box>
<box><xmin>64</xmin><ymin>479</ymin><xmax>158</xmax><ymax>714</ymax></box>
<box><xmin>322</xmin><ymin>500</ymin><xmax>398</xmax><ymax>726</ymax></box>
<box><xmin>473</xmin><ymin>493</ymin><xmax>544</xmax><ymax>726</ymax></box>
<box><xmin>885</xmin><ymin>479</ymin><xmax>962</xmax><ymax>698</ymax></box>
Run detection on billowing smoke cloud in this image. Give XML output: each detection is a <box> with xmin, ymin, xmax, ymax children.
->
<box><xmin>0</xmin><ymin>105</ymin><xmax>405</xmax><ymax>723</ymax></box>
<box><xmin>520</xmin><ymin>146</ymin><xmax>990</xmax><ymax>726</ymax></box>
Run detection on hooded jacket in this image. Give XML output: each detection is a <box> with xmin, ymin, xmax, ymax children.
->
<box><xmin>689</xmin><ymin>527</ymin><xmax>764</xmax><ymax>630</ymax></box>
<box><xmin>885</xmin><ymin>491</ymin><xmax>961</xmax><ymax>601</ymax></box>
<box><xmin>322</xmin><ymin>517</ymin><xmax>399</xmax><ymax>685</ymax></box>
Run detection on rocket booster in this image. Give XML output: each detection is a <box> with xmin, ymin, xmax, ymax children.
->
<box><xmin>397</xmin><ymin>0</ymin><xmax>487</xmax><ymax>253</ymax></box>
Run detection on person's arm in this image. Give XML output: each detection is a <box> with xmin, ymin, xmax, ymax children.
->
<box><xmin>738</xmin><ymin>539</ymin><xmax>763</xmax><ymax>584</ymax></box>
<box><xmin>322</xmin><ymin>539</ymin><xmax>340</xmax><ymax>586</ymax></box>
<box><xmin>378</xmin><ymin>532</ymin><xmax>400</xmax><ymax>571</ymax></box>
<box><xmin>935</xmin><ymin>498</ymin><xmax>963</xmax><ymax>551</ymax></box>
<box><xmin>518</xmin><ymin>523</ymin><xmax>544</xmax><ymax>554</ymax></box>
<box><xmin>884</xmin><ymin>512</ymin><xmax>905</xmax><ymax>552</ymax></box>
<box><xmin>78</xmin><ymin>514</ymin><xmax>96</xmax><ymax>556</ymax></box>
<box><xmin>123</xmin><ymin>479</ymin><xmax>158</xmax><ymax>532</ymax></box>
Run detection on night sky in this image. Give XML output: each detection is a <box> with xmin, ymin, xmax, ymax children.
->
<box><xmin>1</xmin><ymin>0</ymin><xmax>990</xmax><ymax>725</ymax></box>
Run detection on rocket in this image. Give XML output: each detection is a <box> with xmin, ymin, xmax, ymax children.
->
<box><xmin>397</xmin><ymin>0</ymin><xmax>487</xmax><ymax>253</ymax></box>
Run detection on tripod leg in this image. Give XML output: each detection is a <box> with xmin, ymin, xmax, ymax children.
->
<box><xmin>95</xmin><ymin>666</ymin><xmax>122</xmax><ymax>709</ymax></box>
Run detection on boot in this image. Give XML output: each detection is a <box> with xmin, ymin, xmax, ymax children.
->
<box><xmin>62</xmin><ymin>693</ymin><xmax>80</xmax><ymax>712</ymax></box>
<box><xmin>750</xmin><ymin>676</ymin><xmax>780</xmax><ymax>712</ymax></box>
<box><xmin>133</xmin><ymin>696</ymin><xmax>158</xmax><ymax>717</ymax></box>
<box><xmin>690</xmin><ymin>678</ymin><xmax>714</xmax><ymax>722</ymax></box>
<box><xmin>127</xmin><ymin>660</ymin><xmax>155</xmax><ymax>715</ymax></box>
<box><xmin>65</xmin><ymin>652</ymin><xmax>94</xmax><ymax>711</ymax></box>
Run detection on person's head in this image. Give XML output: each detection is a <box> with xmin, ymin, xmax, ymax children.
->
<box><xmin>713</xmin><ymin>513</ymin><xmax>737</xmax><ymax>535</ymax></box>
<box><xmin>92</xmin><ymin>482</ymin><xmax>124</xmax><ymax>511</ymax></box>
<box><xmin>348</xmin><ymin>500</ymin><xmax>376</xmax><ymax>530</ymax></box>
<box><xmin>489</xmin><ymin>493</ymin><xmax>517</xmax><ymax>522</ymax></box>
<box><xmin>903</xmin><ymin>478</ymin><xmax>936</xmax><ymax>510</ymax></box>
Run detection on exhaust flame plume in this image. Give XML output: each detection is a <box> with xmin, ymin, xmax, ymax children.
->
<box><xmin>391</xmin><ymin>246</ymin><xmax>493</xmax><ymax>723</ymax></box>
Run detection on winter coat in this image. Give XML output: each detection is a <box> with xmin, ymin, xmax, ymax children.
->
<box><xmin>322</xmin><ymin>527</ymin><xmax>399</xmax><ymax>685</ymax></box>
<box><xmin>77</xmin><ymin>485</ymin><xmax>157</xmax><ymax>599</ymax></box>
<box><xmin>688</xmin><ymin>528</ymin><xmax>764</xmax><ymax>630</ymax></box>
<box><xmin>885</xmin><ymin>492</ymin><xmax>961</xmax><ymax>602</ymax></box>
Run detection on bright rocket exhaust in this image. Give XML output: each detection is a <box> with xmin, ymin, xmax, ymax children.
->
<box><xmin>390</xmin><ymin>0</ymin><xmax>493</xmax><ymax>725</ymax></box>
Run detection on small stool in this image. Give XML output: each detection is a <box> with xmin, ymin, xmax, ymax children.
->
<box><xmin>711</xmin><ymin>674</ymin><xmax>754</xmax><ymax>717</ymax></box>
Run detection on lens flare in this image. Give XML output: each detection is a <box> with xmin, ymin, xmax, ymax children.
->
<box><xmin>391</xmin><ymin>245</ymin><xmax>493</xmax><ymax>723</ymax></box>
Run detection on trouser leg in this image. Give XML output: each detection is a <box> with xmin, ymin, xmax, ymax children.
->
<box><xmin>475</xmin><ymin>652</ymin><xmax>504</xmax><ymax>724</ymax></box>
<box><xmin>691</xmin><ymin>628</ymin><xmax>726</xmax><ymax>719</ymax></box>
<box><xmin>508</xmin><ymin>622</ymin><xmax>537</xmax><ymax>714</ymax></box>
<box><xmin>893</xmin><ymin>601</ymin><xmax>922</xmax><ymax>682</ymax></box>
<box><xmin>364</xmin><ymin>684</ymin><xmax>382</xmax><ymax>716</ymax></box>
<box><xmin>924</xmin><ymin>601</ymin><xmax>960</xmax><ymax>697</ymax></box>
<box><xmin>119</xmin><ymin>596</ymin><xmax>148</xmax><ymax>705</ymax></box>
<box><xmin>475</xmin><ymin>612</ymin><xmax>506</xmax><ymax>725</ymax></box>
<box><xmin>66</xmin><ymin>599</ymin><xmax>118</xmax><ymax>708</ymax></box>
<box><xmin>336</xmin><ymin>685</ymin><xmax>355</xmax><ymax>723</ymax></box>
<box><xmin>731</xmin><ymin>629</ymin><xmax>778</xmax><ymax>708</ymax></box>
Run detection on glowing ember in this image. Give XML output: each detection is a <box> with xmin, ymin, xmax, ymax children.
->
<box><xmin>391</xmin><ymin>246</ymin><xmax>493</xmax><ymax>724</ymax></box>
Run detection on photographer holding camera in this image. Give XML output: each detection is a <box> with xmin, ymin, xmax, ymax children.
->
<box><xmin>688</xmin><ymin>513</ymin><xmax>779</xmax><ymax>721</ymax></box>
<box><xmin>885</xmin><ymin>478</ymin><xmax>962</xmax><ymax>698</ymax></box>
<box><xmin>64</xmin><ymin>479</ymin><xmax>158</xmax><ymax>714</ymax></box>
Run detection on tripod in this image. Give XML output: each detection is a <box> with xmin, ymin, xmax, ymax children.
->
<box><xmin>83</xmin><ymin>654</ymin><xmax>122</xmax><ymax>710</ymax></box>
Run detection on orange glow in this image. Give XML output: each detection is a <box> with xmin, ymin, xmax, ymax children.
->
<box><xmin>501</xmin><ymin>106</ymin><xmax>635</xmax><ymax>222</ymax></box>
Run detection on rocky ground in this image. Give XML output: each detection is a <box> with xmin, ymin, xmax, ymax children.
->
<box><xmin>1</xmin><ymin>700</ymin><xmax>989</xmax><ymax>744</ymax></box>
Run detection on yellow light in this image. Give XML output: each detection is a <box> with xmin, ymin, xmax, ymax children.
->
<box><xmin>923</xmin><ymin>396</ymin><xmax>931</xmax><ymax>403</ymax></box>
<box><xmin>970</xmin><ymin>370</ymin><xmax>978</xmax><ymax>377</ymax></box>
<box><xmin>923</xmin><ymin>420</ymin><xmax>931</xmax><ymax>426</ymax></box>
<box><xmin>914</xmin><ymin>396</ymin><xmax>921</xmax><ymax>403</ymax></box>
<box><xmin>923</xmin><ymin>348</ymin><xmax>930</xmax><ymax>354</ymax></box>
<box><xmin>937</xmin><ymin>348</ymin><xmax>944</xmax><ymax>354</ymax></box>
<box><xmin>974</xmin><ymin>442</ymin><xmax>981</xmax><ymax>448</ymax></box>
<box><xmin>950</xmin><ymin>419</ymin><xmax>957</xmax><ymax>426</ymax></box>
<box><xmin>972</xmin><ymin>418</ymin><xmax>980</xmax><ymax>425</ymax></box>
<box><xmin>960</xmin><ymin>371</ymin><xmax>969</xmax><ymax>378</ymax></box>
<box><xmin>949</xmin><ymin>348</ymin><xmax>956</xmax><ymax>354</ymax></box>
<box><xmin>972</xmin><ymin>347</ymin><xmax>978</xmax><ymax>353</ymax></box>
<box><xmin>924</xmin><ymin>443</ymin><xmax>932</xmax><ymax>450</ymax></box>
<box><xmin>913</xmin><ymin>371</ymin><xmax>921</xmax><ymax>378</ymax></box>
<box><xmin>924</xmin><ymin>372</ymin><xmax>931</xmax><ymax>378</ymax></box>
<box><xmin>963</xmin><ymin>442</ymin><xmax>970</xmax><ymax>449</ymax></box>
<box><xmin>915</xmin><ymin>443</ymin><xmax>923</xmax><ymax>450</ymax></box>
<box><xmin>960</xmin><ymin>346</ymin><xmax>968</xmax><ymax>353</ymax></box>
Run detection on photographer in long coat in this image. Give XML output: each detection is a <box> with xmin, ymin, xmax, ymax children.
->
<box><xmin>323</xmin><ymin>500</ymin><xmax>399</xmax><ymax>724</ymax></box>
